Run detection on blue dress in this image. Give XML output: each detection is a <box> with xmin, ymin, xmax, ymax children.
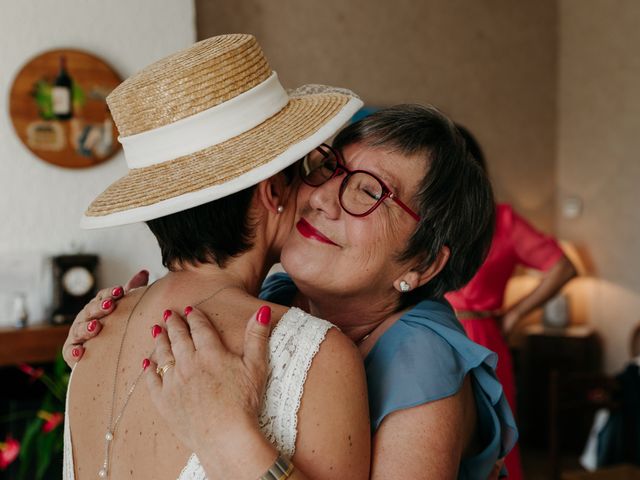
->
<box><xmin>260</xmin><ymin>273</ymin><xmax>518</xmax><ymax>479</ymax></box>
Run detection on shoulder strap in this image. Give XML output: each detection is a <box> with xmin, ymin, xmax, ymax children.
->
<box><xmin>259</xmin><ymin>308</ymin><xmax>333</xmax><ymax>458</ymax></box>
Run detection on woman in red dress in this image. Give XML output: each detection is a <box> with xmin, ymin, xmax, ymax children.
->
<box><xmin>446</xmin><ymin>126</ymin><xmax>577</xmax><ymax>479</ymax></box>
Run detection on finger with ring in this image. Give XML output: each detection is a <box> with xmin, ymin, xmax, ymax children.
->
<box><xmin>156</xmin><ymin>360</ymin><xmax>176</xmax><ymax>378</ymax></box>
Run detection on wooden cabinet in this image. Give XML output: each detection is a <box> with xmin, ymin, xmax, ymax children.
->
<box><xmin>517</xmin><ymin>325</ymin><xmax>602</xmax><ymax>449</ymax></box>
<box><xmin>0</xmin><ymin>324</ymin><xmax>70</xmax><ymax>366</ymax></box>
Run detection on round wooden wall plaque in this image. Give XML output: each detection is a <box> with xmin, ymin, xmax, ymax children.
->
<box><xmin>9</xmin><ymin>49</ymin><xmax>122</xmax><ymax>169</ymax></box>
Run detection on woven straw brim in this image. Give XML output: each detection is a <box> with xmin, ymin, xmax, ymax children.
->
<box><xmin>83</xmin><ymin>92</ymin><xmax>352</xmax><ymax>227</ymax></box>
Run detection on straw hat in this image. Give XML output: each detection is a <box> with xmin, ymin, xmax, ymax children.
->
<box><xmin>81</xmin><ymin>34</ymin><xmax>362</xmax><ymax>228</ymax></box>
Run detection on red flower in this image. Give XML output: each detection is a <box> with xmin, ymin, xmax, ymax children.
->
<box><xmin>37</xmin><ymin>411</ymin><xmax>64</xmax><ymax>433</ymax></box>
<box><xmin>17</xmin><ymin>363</ymin><xmax>44</xmax><ymax>381</ymax></box>
<box><xmin>0</xmin><ymin>437</ymin><xmax>20</xmax><ymax>470</ymax></box>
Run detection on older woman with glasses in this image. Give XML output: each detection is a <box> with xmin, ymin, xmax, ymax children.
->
<box><xmin>66</xmin><ymin>105</ymin><xmax>516</xmax><ymax>479</ymax></box>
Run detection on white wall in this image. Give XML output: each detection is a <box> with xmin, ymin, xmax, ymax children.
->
<box><xmin>0</xmin><ymin>1</ymin><xmax>196</xmax><ymax>323</ymax></box>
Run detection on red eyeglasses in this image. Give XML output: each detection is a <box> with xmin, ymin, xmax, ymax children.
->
<box><xmin>299</xmin><ymin>144</ymin><xmax>421</xmax><ymax>222</ymax></box>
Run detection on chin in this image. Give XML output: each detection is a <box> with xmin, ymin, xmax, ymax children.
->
<box><xmin>281</xmin><ymin>242</ymin><xmax>321</xmax><ymax>285</ymax></box>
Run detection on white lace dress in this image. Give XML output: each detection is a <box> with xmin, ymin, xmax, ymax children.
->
<box><xmin>63</xmin><ymin>307</ymin><xmax>333</xmax><ymax>479</ymax></box>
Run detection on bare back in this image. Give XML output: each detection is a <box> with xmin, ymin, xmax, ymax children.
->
<box><xmin>67</xmin><ymin>275</ymin><xmax>370</xmax><ymax>479</ymax></box>
<box><xmin>69</xmin><ymin>280</ymin><xmax>288</xmax><ymax>479</ymax></box>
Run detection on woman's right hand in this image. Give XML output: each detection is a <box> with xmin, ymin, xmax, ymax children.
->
<box><xmin>61</xmin><ymin>270</ymin><xmax>149</xmax><ymax>367</ymax></box>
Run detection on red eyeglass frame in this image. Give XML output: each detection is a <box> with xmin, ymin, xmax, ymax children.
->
<box><xmin>301</xmin><ymin>143</ymin><xmax>421</xmax><ymax>222</ymax></box>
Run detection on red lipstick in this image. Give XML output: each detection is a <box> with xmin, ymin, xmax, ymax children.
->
<box><xmin>296</xmin><ymin>218</ymin><xmax>339</xmax><ymax>246</ymax></box>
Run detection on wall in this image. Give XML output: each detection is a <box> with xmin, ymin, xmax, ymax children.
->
<box><xmin>197</xmin><ymin>0</ymin><xmax>559</xmax><ymax>231</ymax></box>
<box><xmin>0</xmin><ymin>1</ymin><xmax>196</xmax><ymax>322</ymax></box>
<box><xmin>196</xmin><ymin>1</ymin><xmax>640</xmax><ymax>373</ymax></box>
<box><xmin>557</xmin><ymin>0</ymin><xmax>640</xmax><ymax>372</ymax></box>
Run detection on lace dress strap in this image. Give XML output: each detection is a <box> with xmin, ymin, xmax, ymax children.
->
<box><xmin>63</xmin><ymin>367</ymin><xmax>76</xmax><ymax>480</ymax></box>
<box><xmin>179</xmin><ymin>307</ymin><xmax>333</xmax><ymax>479</ymax></box>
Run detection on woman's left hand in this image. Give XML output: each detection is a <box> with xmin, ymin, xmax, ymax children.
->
<box><xmin>144</xmin><ymin>305</ymin><xmax>272</xmax><ymax>453</ymax></box>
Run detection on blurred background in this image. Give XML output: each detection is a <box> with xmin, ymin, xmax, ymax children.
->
<box><xmin>0</xmin><ymin>1</ymin><xmax>638</xmax><ymax>478</ymax></box>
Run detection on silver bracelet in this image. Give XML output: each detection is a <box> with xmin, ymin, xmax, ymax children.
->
<box><xmin>259</xmin><ymin>455</ymin><xmax>294</xmax><ymax>480</ymax></box>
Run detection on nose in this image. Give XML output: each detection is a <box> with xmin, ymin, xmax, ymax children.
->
<box><xmin>308</xmin><ymin>175</ymin><xmax>343</xmax><ymax>220</ymax></box>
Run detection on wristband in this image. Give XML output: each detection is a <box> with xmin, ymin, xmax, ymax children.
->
<box><xmin>259</xmin><ymin>455</ymin><xmax>294</xmax><ymax>480</ymax></box>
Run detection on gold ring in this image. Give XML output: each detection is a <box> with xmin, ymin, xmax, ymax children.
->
<box><xmin>156</xmin><ymin>360</ymin><xmax>175</xmax><ymax>378</ymax></box>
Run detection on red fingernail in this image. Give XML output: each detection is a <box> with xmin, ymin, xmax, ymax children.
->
<box><xmin>163</xmin><ymin>309</ymin><xmax>172</xmax><ymax>322</ymax></box>
<box><xmin>72</xmin><ymin>348</ymin><xmax>81</xmax><ymax>358</ymax></box>
<box><xmin>257</xmin><ymin>306</ymin><xmax>271</xmax><ymax>325</ymax></box>
<box><xmin>142</xmin><ymin>358</ymin><xmax>150</xmax><ymax>370</ymax></box>
<box><xmin>151</xmin><ymin>324</ymin><xmax>162</xmax><ymax>338</ymax></box>
<box><xmin>101</xmin><ymin>299</ymin><xmax>113</xmax><ymax>310</ymax></box>
<box><xmin>87</xmin><ymin>320</ymin><xmax>97</xmax><ymax>332</ymax></box>
<box><xmin>112</xmin><ymin>286</ymin><xmax>123</xmax><ymax>297</ymax></box>
<box><xmin>184</xmin><ymin>306</ymin><xmax>193</xmax><ymax>316</ymax></box>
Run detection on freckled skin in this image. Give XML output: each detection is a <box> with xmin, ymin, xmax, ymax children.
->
<box><xmin>70</xmin><ymin>290</ymin><xmax>193</xmax><ymax>479</ymax></box>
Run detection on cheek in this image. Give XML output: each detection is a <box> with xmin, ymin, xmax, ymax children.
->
<box><xmin>337</xmin><ymin>213</ymin><xmax>403</xmax><ymax>274</ymax></box>
<box><xmin>348</xmin><ymin>208</ymin><xmax>404</xmax><ymax>257</ymax></box>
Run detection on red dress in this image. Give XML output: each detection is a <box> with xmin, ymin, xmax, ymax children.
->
<box><xmin>446</xmin><ymin>204</ymin><xmax>564</xmax><ymax>480</ymax></box>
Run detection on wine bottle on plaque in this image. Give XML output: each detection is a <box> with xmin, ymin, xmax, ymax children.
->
<box><xmin>52</xmin><ymin>55</ymin><xmax>73</xmax><ymax>120</ymax></box>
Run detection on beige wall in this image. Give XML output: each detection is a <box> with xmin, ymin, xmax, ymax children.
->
<box><xmin>557</xmin><ymin>0</ymin><xmax>640</xmax><ymax>372</ymax></box>
<box><xmin>197</xmin><ymin>1</ymin><xmax>640</xmax><ymax>372</ymax></box>
<box><xmin>197</xmin><ymin>0</ymin><xmax>558</xmax><ymax>231</ymax></box>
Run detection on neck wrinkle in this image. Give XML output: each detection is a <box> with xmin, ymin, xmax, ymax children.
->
<box><xmin>306</xmin><ymin>290</ymin><xmax>400</xmax><ymax>343</ymax></box>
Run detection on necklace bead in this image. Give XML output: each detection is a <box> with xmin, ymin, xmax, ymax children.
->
<box><xmin>105</xmin><ymin>431</ymin><xmax>113</xmax><ymax>441</ymax></box>
<box><xmin>98</xmin><ymin>467</ymin><xmax>107</xmax><ymax>478</ymax></box>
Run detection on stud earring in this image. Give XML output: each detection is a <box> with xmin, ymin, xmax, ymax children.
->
<box><xmin>276</xmin><ymin>205</ymin><xmax>284</xmax><ymax>213</ymax></box>
<box><xmin>399</xmin><ymin>280</ymin><xmax>411</xmax><ymax>292</ymax></box>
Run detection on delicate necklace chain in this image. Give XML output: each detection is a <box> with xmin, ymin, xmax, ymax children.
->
<box><xmin>99</xmin><ymin>282</ymin><xmax>155</xmax><ymax>478</ymax></box>
<box><xmin>356</xmin><ymin>333</ymin><xmax>371</xmax><ymax>346</ymax></box>
<box><xmin>98</xmin><ymin>281</ymin><xmax>241</xmax><ymax>479</ymax></box>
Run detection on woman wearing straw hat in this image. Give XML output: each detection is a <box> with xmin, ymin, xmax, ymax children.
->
<box><xmin>63</xmin><ymin>35</ymin><xmax>370</xmax><ymax>480</ymax></box>
<box><xmin>64</xmin><ymin>41</ymin><xmax>516</xmax><ymax>479</ymax></box>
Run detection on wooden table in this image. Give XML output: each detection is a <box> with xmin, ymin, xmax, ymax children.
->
<box><xmin>0</xmin><ymin>324</ymin><xmax>70</xmax><ymax>366</ymax></box>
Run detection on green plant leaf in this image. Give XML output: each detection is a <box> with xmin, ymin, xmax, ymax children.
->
<box><xmin>17</xmin><ymin>417</ymin><xmax>44</xmax><ymax>479</ymax></box>
<box><xmin>35</xmin><ymin>431</ymin><xmax>56</xmax><ymax>479</ymax></box>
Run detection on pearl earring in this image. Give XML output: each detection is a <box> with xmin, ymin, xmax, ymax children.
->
<box><xmin>399</xmin><ymin>280</ymin><xmax>411</xmax><ymax>292</ymax></box>
<box><xmin>276</xmin><ymin>205</ymin><xmax>284</xmax><ymax>213</ymax></box>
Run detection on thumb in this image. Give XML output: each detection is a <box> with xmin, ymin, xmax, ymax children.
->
<box><xmin>243</xmin><ymin>305</ymin><xmax>272</xmax><ymax>375</ymax></box>
<box><xmin>124</xmin><ymin>269</ymin><xmax>150</xmax><ymax>293</ymax></box>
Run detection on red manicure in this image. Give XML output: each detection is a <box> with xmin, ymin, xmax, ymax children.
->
<box><xmin>101</xmin><ymin>299</ymin><xmax>113</xmax><ymax>310</ymax></box>
<box><xmin>257</xmin><ymin>306</ymin><xmax>271</xmax><ymax>325</ymax></box>
<box><xmin>112</xmin><ymin>286</ymin><xmax>124</xmax><ymax>298</ymax></box>
<box><xmin>142</xmin><ymin>358</ymin><xmax>150</xmax><ymax>370</ymax></box>
<box><xmin>87</xmin><ymin>320</ymin><xmax>97</xmax><ymax>332</ymax></box>
<box><xmin>151</xmin><ymin>324</ymin><xmax>162</xmax><ymax>338</ymax></box>
<box><xmin>163</xmin><ymin>309</ymin><xmax>172</xmax><ymax>322</ymax></box>
<box><xmin>184</xmin><ymin>306</ymin><xmax>193</xmax><ymax>316</ymax></box>
<box><xmin>72</xmin><ymin>348</ymin><xmax>81</xmax><ymax>358</ymax></box>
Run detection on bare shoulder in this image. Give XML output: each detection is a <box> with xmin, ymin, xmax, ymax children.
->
<box><xmin>316</xmin><ymin>326</ymin><xmax>362</xmax><ymax>366</ymax></box>
<box><xmin>293</xmin><ymin>327</ymin><xmax>370</xmax><ymax>479</ymax></box>
<box><xmin>371</xmin><ymin>375</ymin><xmax>476</xmax><ymax>479</ymax></box>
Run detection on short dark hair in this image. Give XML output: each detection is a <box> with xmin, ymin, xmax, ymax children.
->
<box><xmin>146</xmin><ymin>164</ymin><xmax>297</xmax><ymax>270</ymax></box>
<box><xmin>146</xmin><ymin>186</ymin><xmax>257</xmax><ymax>270</ymax></box>
<box><xmin>455</xmin><ymin>123</ymin><xmax>487</xmax><ymax>172</ymax></box>
<box><xmin>333</xmin><ymin>104</ymin><xmax>495</xmax><ymax>304</ymax></box>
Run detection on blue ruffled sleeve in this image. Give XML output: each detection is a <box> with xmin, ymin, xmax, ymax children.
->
<box><xmin>366</xmin><ymin>299</ymin><xmax>518</xmax><ymax>479</ymax></box>
<box><xmin>260</xmin><ymin>274</ymin><xmax>518</xmax><ymax>479</ymax></box>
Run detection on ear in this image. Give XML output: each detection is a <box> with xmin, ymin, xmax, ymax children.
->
<box><xmin>392</xmin><ymin>246</ymin><xmax>451</xmax><ymax>293</ymax></box>
<box><xmin>255</xmin><ymin>172</ymin><xmax>289</xmax><ymax>214</ymax></box>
